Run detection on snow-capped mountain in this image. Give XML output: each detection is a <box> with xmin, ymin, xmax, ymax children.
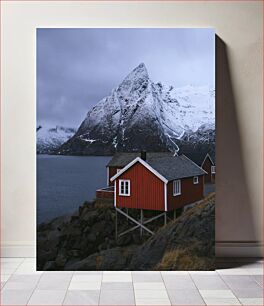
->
<box><xmin>58</xmin><ymin>63</ymin><xmax>215</xmax><ymax>155</ymax></box>
<box><xmin>37</xmin><ymin>125</ymin><xmax>76</xmax><ymax>154</ymax></box>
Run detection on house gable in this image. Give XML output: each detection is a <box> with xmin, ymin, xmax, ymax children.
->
<box><xmin>201</xmin><ymin>153</ymin><xmax>214</xmax><ymax>167</ymax></box>
<box><xmin>110</xmin><ymin>157</ymin><xmax>168</xmax><ymax>183</ymax></box>
<box><xmin>115</xmin><ymin>162</ymin><xmax>165</xmax><ymax>211</ymax></box>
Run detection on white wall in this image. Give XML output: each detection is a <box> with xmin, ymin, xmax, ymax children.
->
<box><xmin>1</xmin><ymin>1</ymin><xmax>262</xmax><ymax>257</ymax></box>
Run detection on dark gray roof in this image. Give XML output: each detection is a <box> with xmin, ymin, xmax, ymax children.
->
<box><xmin>147</xmin><ymin>155</ymin><xmax>206</xmax><ymax>181</ymax></box>
<box><xmin>185</xmin><ymin>152</ymin><xmax>215</xmax><ymax>166</ymax></box>
<box><xmin>107</xmin><ymin>152</ymin><xmax>173</xmax><ymax>167</ymax></box>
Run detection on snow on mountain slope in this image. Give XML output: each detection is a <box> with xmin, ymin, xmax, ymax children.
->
<box><xmin>58</xmin><ymin>63</ymin><xmax>215</xmax><ymax>155</ymax></box>
<box><xmin>37</xmin><ymin>125</ymin><xmax>76</xmax><ymax>154</ymax></box>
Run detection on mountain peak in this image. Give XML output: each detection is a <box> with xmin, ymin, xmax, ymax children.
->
<box><xmin>133</xmin><ymin>62</ymin><xmax>148</xmax><ymax>75</ymax></box>
<box><xmin>122</xmin><ymin>62</ymin><xmax>149</xmax><ymax>84</ymax></box>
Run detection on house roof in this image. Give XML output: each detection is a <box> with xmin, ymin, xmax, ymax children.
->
<box><xmin>148</xmin><ymin>155</ymin><xmax>207</xmax><ymax>181</ymax></box>
<box><xmin>185</xmin><ymin>151</ymin><xmax>215</xmax><ymax>166</ymax></box>
<box><xmin>107</xmin><ymin>152</ymin><xmax>173</xmax><ymax>167</ymax></box>
<box><xmin>110</xmin><ymin>154</ymin><xmax>207</xmax><ymax>182</ymax></box>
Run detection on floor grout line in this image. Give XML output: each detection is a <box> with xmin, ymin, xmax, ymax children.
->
<box><xmin>217</xmin><ymin>270</ymin><xmax>245</xmax><ymax>305</ymax></box>
<box><xmin>25</xmin><ymin>264</ymin><xmax>46</xmax><ymax>305</ymax></box>
<box><xmin>188</xmin><ymin>271</ymin><xmax>208</xmax><ymax>305</ymax></box>
<box><xmin>97</xmin><ymin>271</ymin><xmax>104</xmax><ymax>306</ymax></box>
<box><xmin>160</xmin><ymin>271</ymin><xmax>172</xmax><ymax>306</ymax></box>
<box><xmin>61</xmin><ymin>271</ymin><xmax>74</xmax><ymax>306</ymax></box>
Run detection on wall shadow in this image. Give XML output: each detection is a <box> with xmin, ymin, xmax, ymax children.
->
<box><xmin>215</xmin><ymin>36</ymin><xmax>260</xmax><ymax>266</ymax></box>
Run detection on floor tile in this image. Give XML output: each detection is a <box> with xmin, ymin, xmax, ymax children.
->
<box><xmin>239</xmin><ymin>298</ymin><xmax>264</xmax><ymax>305</ymax></box>
<box><xmin>167</xmin><ymin>289</ymin><xmax>205</xmax><ymax>305</ymax></box>
<box><xmin>221</xmin><ymin>275</ymin><xmax>261</xmax><ymax>290</ymax></box>
<box><xmin>231</xmin><ymin>287</ymin><xmax>263</xmax><ymax>298</ymax></box>
<box><xmin>3</xmin><ymin>281</ymin><xmax>37</xmax><ymax>291</ymax></box>
<box><xmin>63</xmin><ymin>290</ymin><xmax>100</xmax><ymax>305</ymax></box>
<box><xmin>23</xmin><ymin>258</ymin><xmax>36</xmax><ymax>264</ymax></box>
<box><xmin>73</xmin><ymin>271</ymin><xmax>102</xmax><ymax>276</ymax></box>
<box><xmin>199</xmin><ymin>289</ymin><xmax>237</xmax><ymax>298</ymax></box>
<box><xmin>8</xmin><ymin>274</ymin><xmax>41</xmax><ymax>283</ymax></box>
<box><xmin>1</xmin><ymin>267</ymin><xmax>18</xmax><ymax>274</ymax></box>
<box><xmin>216</xmin><ymin>268</ymin><xmax>249</xmax><ymax>275</ymax></box>
<box><xmin>37</xmin><ymin>273</ymin><xmax>72</xmax><ymax>290</ymax></box>
<box><xmin>101</xmin><ymin>281</ymin><xmax>133</xmax><ymax>290</ymax></box>
<box><xmin>132</xmin><ymin>271</ymin><xmax>162</xmax><ymax>282</ymax></box>
<box><xmin>1</xmin><ymin>275</ymin><xmax>11</xmax><ymax>282</ymax></box>
<box><xmin>191</xmin><ymin>275</ymin><xmax>228</xmax><ymax>290</ymax></box>
<box><xmin>28</xmin><ymin>289</ymin><xmax>66</xmax><ymax>305</ymax></box>
<box><xmin>134</xmin><ymin>282</ymin><xmax>166</xmax><ymax>290</ymax></box>
<box><xmin>203</xmin><ymin>297</ymin><xmax>241</xmax><ymax>305</ymax></box>
<box><xmin>71</xmin><ymin>274</ymin><xmax>102</xmax><ymax>282</ymax></box>
<box><xmin>163</xmin><ymin>275</ymin><xmax>196</xmax><ymax>289</ymax></box>
<box><xmin>69</xmin><ymin>281</ymin><xmax>101</xmax><ymax>290</ymax></box>
<box><xmin>252</xmin><ymin>275</ymin><xmax>263</xmax><ymax>287</ymax></box>
<box><xmin>14</xmin><ymin>263</ymin><xmax>42</xmax><ymax>275</ymax></box>
<box><xmin>0</xmin><ymin>258</ymin><xmax>25</xmax><ymax>263</ymax></box>
<box><xmin>135</xmin><ymin>298</ymin><xmax>171</xmax><ymax>305</ymax></box>
<box><xmin>2</xmin><ymin>262</ymin><xmax>21</xmax><ymax>269</ymax></box>
<box><xmin>99</xmin><ymin>289</ymin><xmax>135</xmax><ymax>305</ymax></box>
<box><xmin>245</xmin><ymin>268</ymin><xmax>263</xmax><ymax>275</ymax></box>
<box><xmin>134</xmin><ymin>289</ymin><xmax>169</xmax><ymax>299</ymax></box>
<box><xmin>102</xmin><ymin>272</ymin><xmax>132</xmax><ymax>282</ymax></box>
<box><xmin>1</xmin><ymin>288</ymin><xmax>33</xmax><ymax>305</ymax></box>
<box><xmin>189</xmin><ymin>271</ymin><xmax>217</xmax><ymax>275</ymax></box>
<box><xmin>161</xmin><ymin>271</ymin><xmax>189</xmax><ymax>275</ymax></box>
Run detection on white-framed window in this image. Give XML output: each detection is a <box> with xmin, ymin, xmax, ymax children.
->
<box><xmin>193</xmin><ymin>176</ymin><xmax>199</xmax><ymax>184</ymax></box>
<box><xmin>173</xmin><ymin>180</ymin><xmax>181</xmax><ymax>196</ymax></box>
<box><xmin>119</xmin><ymin>179</ymin><xmax>130</xmax><ymax>196</ymax></box>
<box><xmin>211</xmin><ymin>166</ymin><xmax>216</xmax><ymax>174</ymax></box>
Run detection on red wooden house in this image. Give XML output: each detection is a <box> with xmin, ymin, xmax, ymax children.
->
<box><xmin>110</xmin><ymin>153</ymin><xmax>206</xmax><ymax>212</ymax></box>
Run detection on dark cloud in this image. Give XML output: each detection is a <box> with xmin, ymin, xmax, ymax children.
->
<box><xmin>37</xmin><ymin>28</ymin><xmax>214</xmax><ymax>128</ymax></box>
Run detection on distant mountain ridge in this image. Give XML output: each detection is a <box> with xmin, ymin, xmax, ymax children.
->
<box><xmin>37</xmin><ymin>125</ymin><xmax>76</xmax><ymax>154</ymax></box>
<box><xmin>56</xmin><ymin>63</ymin><xmax>215</xmax><ymax>155</ymax></box>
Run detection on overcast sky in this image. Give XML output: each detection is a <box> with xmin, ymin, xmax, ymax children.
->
<box><xmin>37</xmin><ymin>28</ymin><xmax>215</xmax><ymax>128</ymax></box>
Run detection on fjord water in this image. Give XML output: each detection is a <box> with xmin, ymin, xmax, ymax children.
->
<box><xmin>37</xmin><ymin>155</ymin><xmax>112</xmax><ymax>224</ymax></box>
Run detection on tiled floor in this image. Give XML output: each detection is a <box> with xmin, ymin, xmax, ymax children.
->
<box><xmin>0</xmin><ymin>258</ymin><xmax>263</xmax><ymax>305</ymax></box>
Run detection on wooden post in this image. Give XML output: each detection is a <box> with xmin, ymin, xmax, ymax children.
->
<box><xmin>140</xmin><ymin>209</ymin><xmax>143</xmax><ymax>237</ymax></box>
<box><xmin>115</xmin><ymin>208</ymin><xmax>118</xmax><ymax>241</ymax></box>
<box><xmin>126</xmin><ymin>208</ymin><xmax>129</xmax><ymax>224</ymax></box>
<box><xmin>173</xmin><ymin>210</ymin><xmax>176</xmax><ymax>220</ymax></box>
<box><xmin>164</xmin><ymin>212</ymin><xmax>167</xmax><ymax>226</ymax></box>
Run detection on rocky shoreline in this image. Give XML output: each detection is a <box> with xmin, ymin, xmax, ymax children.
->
<box><xmin>37</xmin><ymin>193</ymin><xmax>215</xmax><ymax>271</ymax></box>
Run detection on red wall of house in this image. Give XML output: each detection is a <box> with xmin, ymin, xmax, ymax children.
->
<box><xmin>115</xmin><ymin>162</ymin><xmax>165</xmax><ymax>211</ymax></box>
<box><xmin>202</xmin><ymin>158</ymin><xmax>215</xmax><ymax>183</ymax></box>
<box><xmin>167</xmin><ymin>176</ymin><xmax>204</xmax><ymax>210</ymax></box>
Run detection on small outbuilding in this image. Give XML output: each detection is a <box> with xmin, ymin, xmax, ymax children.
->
<box><xmin>185</xmin><ymin>152</ymin><xmax>215</xmax><ymax>183</ymax></box>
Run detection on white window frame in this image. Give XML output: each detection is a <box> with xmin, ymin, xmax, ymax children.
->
<box><xmin>173</xmin><ymin>180</ymin><xmax>181</xmax><ymax>196</ymax></box>
<box><xmin>211</xmin><ymin>166</ymin><xmax>216</xmax><ymax>174</ymax></box>
<box><xmin>119</xmin><ymin>179</ymin><xmax>130</xmax><ymax>196</ymax></box>
<box><xmin>193</xmin><ymin>176</ymin><xmax>199</xmax><ymax>184</ymax></box>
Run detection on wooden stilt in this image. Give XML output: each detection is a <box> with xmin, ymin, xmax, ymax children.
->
<box><xmin>140</xmin><ymin>209</ymin><xmax>143</xmax><ymax>237</ymax></box>
<box><xmin>173</xmin><ymin>210</ymin><xmax>176</xmax><ymax>220</ymax></box>
<box><xmin>115</xmin><ymin>208</ymin><xmax>118</xmax><ymax>241</ymax></box>
<box><xmin>126</xmin><ymin>208</ymin><xmax>129</xmax><ymax>224</ymax></box>
<box><xmin>164</xmin><ymin>212</ymin><xmax>167</xmax><ymax>226</ymax></box>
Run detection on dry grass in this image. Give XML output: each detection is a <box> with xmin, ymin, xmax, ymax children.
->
<box><xmin>155</xmin><ymin>246</ymin><xmax>215</xmax><ymax>271</ymax></box>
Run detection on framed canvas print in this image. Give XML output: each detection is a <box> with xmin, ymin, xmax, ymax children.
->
<box><xmin>37</xmin><ymin>28</ymin><xmax>215</xmax><ymax>271</ymax></box>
